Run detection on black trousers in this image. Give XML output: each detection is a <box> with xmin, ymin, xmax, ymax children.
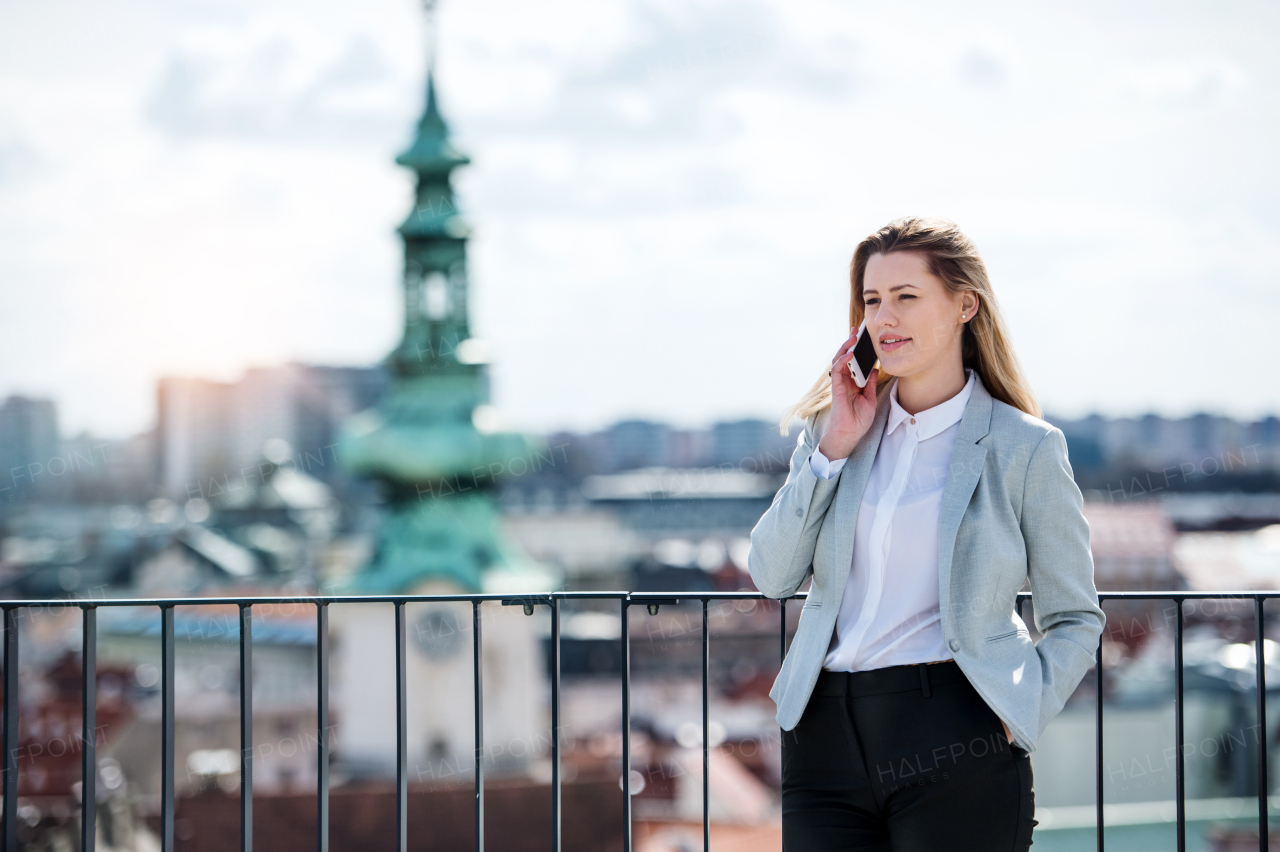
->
<box><xmin>781</xmin><ymin>661</ymin><xmax>1036</xmax><ymax>851</ymax></box>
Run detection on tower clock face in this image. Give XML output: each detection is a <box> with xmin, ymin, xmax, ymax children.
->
<box><xmin>415</xmin><ymin>608</ymin><xmax>464</xmax><ymax>659</ymax></box>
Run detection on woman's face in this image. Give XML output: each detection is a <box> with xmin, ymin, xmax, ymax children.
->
<box><xmin>861</xmin><ymin>250</ymin><xmax>975</xmax><ymax>379</ymax></box>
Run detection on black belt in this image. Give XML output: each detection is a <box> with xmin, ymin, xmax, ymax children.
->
<box><xmin>816</xmin><ymin>660</ymin><xmax>965</xmax><ymax>699</ymax></box>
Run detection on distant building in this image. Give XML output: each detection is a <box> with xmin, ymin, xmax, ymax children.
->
<box><xmin>158</xmin><ymin>364</ymin><xmax>387</xmax><ymax>500</ymax></box>
<box><xmin>156</xmin><ymin>377</ymin><xmax>232</xmax><ymax>500</ymax></box>
<box><xmin>668</xmin><ymin>428</ymin><xmax>714</xmax><ymax>469</ymax></box>
<box><xmin>1081</xmin><ymin>500</ymin><xmax>1181</xmax><ymax>591</ymax></box>
<box><xmin>587</xmin><ymin>418</ymin><xmax>793</xmax><ymax>474</ymax></box>
<box><xmin>0</xmin><ymin>394</ymin><xmax>60</xmax><ymax>498</ymax></box>
<box><xmin>1049</xmin><ymin>410</ymin><xmax>1280</xmax><ymax>485</ymax></box>
<box><xmin>501</xmin><ymin>510</ymin><xmax>643</xmax><ymax>586</ymax></box>
<box><xmin>602</xmin><ymin>420</ymin><xmax>673</xmax><ymax>472</ymax></box>
<box><xmin>581</xmin><ymin>467</ymin><xmax>782</xmax><ymax>538</ymax></box>
<box><xmin>1159</xmin><ymin>492</ymin><xmax>1280</xmax><ymax>531</ymax></box>
<box><xmin>1174</xmin><ymin>524</ymin><xmax>1280</xmax><ymax>592</ymax></box>
<box><xmin>709</xmin><ymin>419</ymin><xmax>794</xmax><ymax>472</ymax></box>
<box><xmin>61</xmin><ymin>430</ymin><xmax>158</xmax><ymax>503</ymax></box>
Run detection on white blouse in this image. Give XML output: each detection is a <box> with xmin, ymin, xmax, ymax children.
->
<box><xmin>809</xmin><ymin>368</ymin><xmax>976</xmax><ymax>672</ymax></box>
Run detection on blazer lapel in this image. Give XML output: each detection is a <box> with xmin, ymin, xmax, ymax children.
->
<box><xmin>936</xmin><ymin>372</ymin><xmax>993</xmax><ymax>605</ymax></box>
<box><xmin>823</xmin><ymin>382</ymin><xmax>894</xmax><ymax>575</ymax></box>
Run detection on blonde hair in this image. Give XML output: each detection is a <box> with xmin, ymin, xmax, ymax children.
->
<box><xmin>780</xmin><ymin>216</ymin><xmax>1040</xmax><ymax>433</ymax></box>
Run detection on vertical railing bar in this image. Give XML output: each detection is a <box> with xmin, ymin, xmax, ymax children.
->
<box><xmin>1258</xmin><ymin>596</ymin><xmax>1269</xmax><ymax>852</ymax></box>
<box><xmin>702</xmin><ymin>599</ymin><xmax>710</xmax><ymax>852</ymax></box>
<box><xmin>1096</xmin><ymin>626</ymin><xmax>1104</xmax><ymax>852</ymax></box>
<box><xmin>780</xmin><ymin>598</ymin><xmax>787</xmax><ymax>662</ymax></box>
<box><xmin>551</xmin><ymin>598</ymin><xmax>561</xmax><ymax>852</ymax></box>
<box><xmin>621</xmin><ymin>598</ymin><xmax>631</xmax><ymax>852</ymax></box>
<box><xmin>161</xmin><ymin>604</ymin><xmax>175</xmax><ymax>852</ymax></box>
<box><xmin>3</xmin><ymin>607</ymin><xmax>19</xmax><ymax>852</ymax></box>
<box><xmin>316</xmin><ymin>603</ymin><xmax>329</xmax><ymax>852</ymax></box>
<box><xmin>1175</xmin><ymin>598</ymin><xmax>1186</xmax><ymax>852</ymax></box>
<box><xmin>473</xmin><ymin>601</ymin><xmax>484</xmax><ymax>852</ymax></box>
<box><xmin>395</xmin><ymin>601</ymin><xmax>408</xmax><ymax>852</ymax></box>
<box><xmin>82</xmin><ymin>605</ymin><xmax>97</xmax><ymax>852</ymax></box>
<box><xmin>778</xmin><ymin>598</ymin><xmax>786</xmax><ymax>852</ymax></box>
<box><xmin>240</xmin><ymin>604</ymin><xmax>253</xmax><ymax>852</ymax></box>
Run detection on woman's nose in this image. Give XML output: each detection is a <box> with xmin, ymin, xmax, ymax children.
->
<box><xmin>873</xmin><ymin>303</ymin><xmax>897</xmax><ymax>327</ymax></box>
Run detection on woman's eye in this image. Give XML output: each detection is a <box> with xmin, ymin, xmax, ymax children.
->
<box><xmin>865</xmin><ymin>298</ymin><xmax>879</xmax><ymax>305</ymax></box>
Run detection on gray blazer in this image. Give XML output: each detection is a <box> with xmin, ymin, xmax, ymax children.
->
<box><xmin>748</xmin><ymin>370</ymin><xmax>1104</xmax><ymax>752</ymax></box>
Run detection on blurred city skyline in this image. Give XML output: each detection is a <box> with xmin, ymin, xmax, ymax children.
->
<box><xmin>2</xmin><ymin>0</ymin><xmax>1278</xmax><ymax>439</ymax></box>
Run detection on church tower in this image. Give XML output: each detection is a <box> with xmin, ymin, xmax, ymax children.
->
<box><xmin>390</xmin><ymin>70</ymin><xmax>473</xmax><ymax>379</ymax></box>
<box><xmin>331</xmin><ymin>4</ymin><xmax>552</xmax><ymax>784</ymax></box>
<box><xmin>335</xmin><ymin>5</ymin><xmax>552</xmax><ymax>596</ymax></box>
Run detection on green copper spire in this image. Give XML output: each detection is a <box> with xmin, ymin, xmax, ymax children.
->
<box><xmin>334</xmin><ymin>6</ymin><xmax>553</xmax><ymax>595</ymax></box>
<box><xmin>396</xmin><ymin>73</ymin><xmax>470</xmax><ymax>178</ymax></box>
<box><xmin>386</xmin><ymin>67</ymin><xmax>474</xmax><ymax>379</ymax></box>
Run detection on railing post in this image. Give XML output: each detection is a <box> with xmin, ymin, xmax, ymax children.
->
<box><xmin>82</xmin><ymin>605</ymin><xmax>97</xmax><ymax>852</ymax></box>
<box><xmin>1258</xmin><ymin>596</ymin><xmax>1269</xmax><ymax>852</ymax></box>
<box><xmin>1096</xmin><ymin>620</ymin><xmax>1104</xmax><ymax>852</ymax></box>
<box><xmin>551</xmin><ymin>597</ymin><xmax>561</xmax><ymax>852</ymax></box>
<box><xmin>316</xmin><ymin>602</ymin><xmax>329</xmax><ymax>852</ymax></box>
<box><xmin>702</xmin><ymin>598</ymin><xmax>710</xmax><ymax>852</ymax></box>
<box><xmin>161</xmin><ymin>605</ymin><xmax>175</xmax><ymax>852</ymax></box>
<box><xmin>395</xmin><ymin>602</ymin><xmax>408</xmax><ymax>852</ymax></box>
<box><xmin>621</xmin><ymin>597</ymin><xmax>631</xmax><ymax>852</ymax></box>
<box><xmin>240</xmin><ymin>604</ymin><xmax>253</xmax><ymax>852</ymax></box>
<box><xmin>1175</xmin><ymin>598</ymin><xmax>1186</xmax><ymax>852</ymax></box>
<box><xmin>3</xmin><ymin>607</ymin><xmax>18</xmax><ymax>852</ymax></box>
<box><xmin>473</xmin><ymin>600</ymin><xmax>484</xmax><ymax>852</ymax></box>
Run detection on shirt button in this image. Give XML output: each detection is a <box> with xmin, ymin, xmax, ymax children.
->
<box><xmin>795</xmin><ymin>507</ymin><xmax>803</xmax><ymax>517</ymax></box>
<box><xmin>910</xmin><ymin>417</ymin><xmax>916</xmax><ymax>424</ymax></box>
<box><xmin>949</xmin><ymin>639</ymin><xmax>960</xmax><ymax>652</ymax></box>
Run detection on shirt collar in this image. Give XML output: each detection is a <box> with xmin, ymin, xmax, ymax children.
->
<box><xmin>887</xmin><ymin>368</ymin><xmax>977</xmax><ymax>442</ymax></box>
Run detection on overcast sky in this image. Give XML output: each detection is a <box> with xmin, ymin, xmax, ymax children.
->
<box><xmin>2</xmin><ymin>0</ymin><xmax>1278</xmax><ymax>438</ymax></box>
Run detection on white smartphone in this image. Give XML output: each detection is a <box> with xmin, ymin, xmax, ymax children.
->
<box><xmin>845</xmin><ymin>319</ymin><xmax>880</xmax><ymax>388</ymax></box>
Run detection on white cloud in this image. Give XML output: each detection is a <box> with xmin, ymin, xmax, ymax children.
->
<box><xmin>1121</xmin><ymin>56</ymin><xmax>1250</xmax><ymax>110</ymax></box>
<box><xmin>144</xmin><ymin>19</ymin><xmax>411</xmax><ymax>143</ymax></box>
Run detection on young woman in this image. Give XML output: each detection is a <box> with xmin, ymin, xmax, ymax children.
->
<box><xmin>749</xmin><ymin>217</ymin><xmax>1104</xmax><ymax>851</ymax></box>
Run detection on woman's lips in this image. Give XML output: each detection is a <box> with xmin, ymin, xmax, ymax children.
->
<box><xmin>880</xmin><ymin>337</ymin><xmax>911</xmax><ymax>353</ymax></box>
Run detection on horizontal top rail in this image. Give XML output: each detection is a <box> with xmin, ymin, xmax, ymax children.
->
<box><xmin>0</xmin><ymin>590</ymin><xmax>1276</xmax><ymax>608</ymax></box>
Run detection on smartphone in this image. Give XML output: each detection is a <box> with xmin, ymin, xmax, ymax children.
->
<box><xmin>845</xmin><ymin>319</ymin><xmax>880</xmax><ymax>388</ymax></box>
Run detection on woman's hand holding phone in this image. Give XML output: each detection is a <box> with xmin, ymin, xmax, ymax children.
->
<box><xmin>818</xmin><ymin>327</ymin><xmax>880</xmax><ymax>462</ymax></box>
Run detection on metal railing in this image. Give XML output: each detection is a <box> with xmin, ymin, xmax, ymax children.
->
<box><xmin>0</xmin><ymin>589</ymin><xmax>1275</xmax><ymax>852</ymax></box>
